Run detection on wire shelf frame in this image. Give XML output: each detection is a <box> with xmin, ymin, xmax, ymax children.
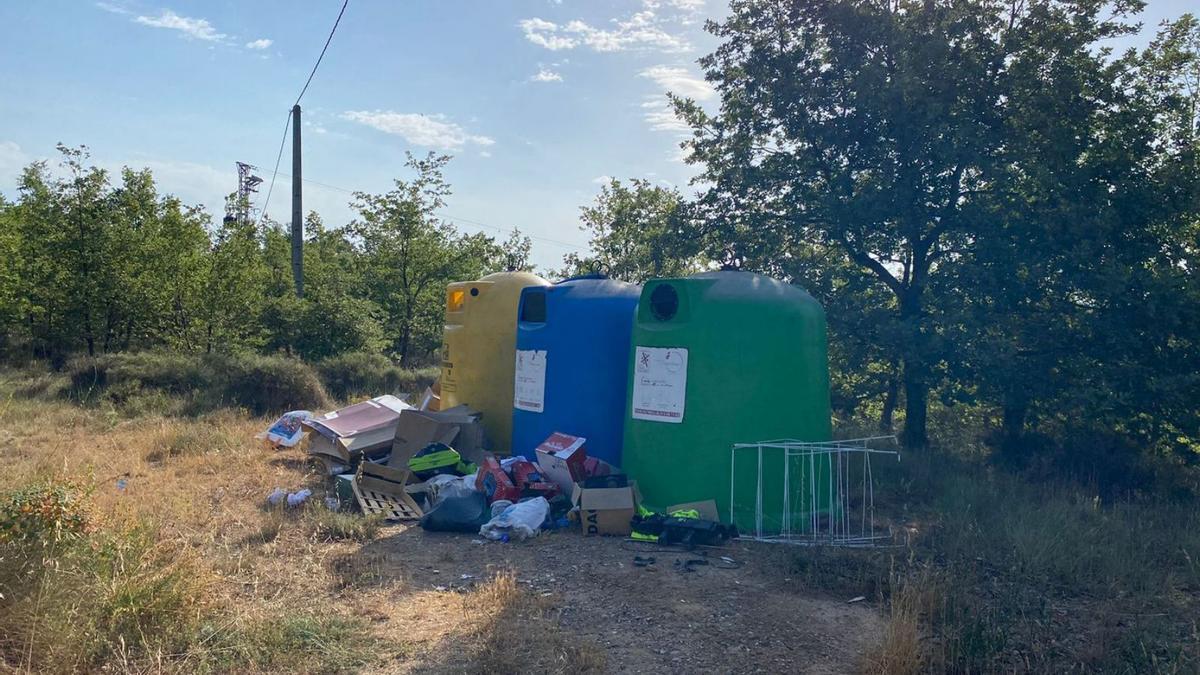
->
<box><xmin>730</xmin><ymin>437</ymin><xmax>899</xmax><ymax>547</ymax></box>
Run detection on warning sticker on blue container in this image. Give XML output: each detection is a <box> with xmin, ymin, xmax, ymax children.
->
<box><xmin>631</xmin><ymin>346</ymin><xmax>688</xmax><ymax>423</ymax></box>
<box><xmin>514</xmin><ymin>349</ymin><xmax>547</xmax><ymax>413</ymax></box>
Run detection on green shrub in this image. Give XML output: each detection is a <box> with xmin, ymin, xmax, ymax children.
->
<box><xmin>203</xmin><ymin>352</ymin><xmax>329</xmax><ymax>416</ymax></box>
<box><xmin>316</xmin><ymin>352</ymin><xmax>438</xmax><ymax>401</ymax></box>
<box><xmin>0</xmin><ymin>480</ymin><xmax>91</xmax><ymax>543</ymax></box>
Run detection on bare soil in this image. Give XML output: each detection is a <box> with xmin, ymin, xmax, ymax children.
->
<box><xmin>345</xmin><ymin>525</ymin><xmax>884</xmax><ymax>673</ymax></box>
<box><xmin>0</xmin><ymin>394</ymin><xmax>883</xmax><ymax>673</ymax></box>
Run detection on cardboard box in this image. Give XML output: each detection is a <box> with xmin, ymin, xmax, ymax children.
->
<box><xmin>572</xmin><ymin>479</ymin><xmax>640</xmax><ymax>536</ymax></box>
<box><xmin>476</xmin><ymin>455</ymin><xmax>521</xmax><ymax>503</ymax></box>
<box><xmin>535</xmin><ymin>432</ymin><xmax>588</xmax><ymax>494</ymax></box>
<box><xmin>388</xmin><ymin>405</ymin><xmax>484</xmax><ymax>469</ymax></box>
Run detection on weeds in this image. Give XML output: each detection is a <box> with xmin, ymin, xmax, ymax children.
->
<box><xmin>317</xmin><ymin>351</ymin><xmax>438</xmax><ymax>401</ymax></box>
<box><xmin>301</xmin><ymin>503</ymin><xmax>383</xmax><ymax>542</ymax></box>
<box><xmin>0</xmin><ymin>479</ymin><xmax>374</xmax><ymax>673</ymax></box>
<box><xmin>837</xmin><ymin>454</ymin><xmax>1200</xmax><ymax>673</ymax></box>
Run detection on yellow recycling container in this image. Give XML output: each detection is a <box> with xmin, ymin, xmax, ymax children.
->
<box><xmin>440</xmin><ymin>271</ymin><xmax>550</xmax><ymax>455</ymax></box>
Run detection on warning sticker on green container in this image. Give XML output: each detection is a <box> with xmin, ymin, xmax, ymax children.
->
<box><xmin>631</xmin><ymin>346</ymin><xmax>688</xmax><ymax>423</ymax></box>
<box><xmin>514</xmin><ymin>349</ymin><xmax>547</xmax><ymax>413</ymax></box>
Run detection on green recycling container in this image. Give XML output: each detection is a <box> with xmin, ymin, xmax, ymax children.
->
<box><xmin>621</xmin><ymin>271</ymin><xmax>832</xmax><ymax>533</ymax></box>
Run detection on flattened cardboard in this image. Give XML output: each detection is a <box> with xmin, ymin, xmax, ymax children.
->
<box><xmin>665</xmin><ymin>499</ymin><xmax>720</xmax><ymax>521</ymax></box>
<box><xmin>306</xmin><ymin>395</ymin><xmax>410</xmax><ymax>438</ymax></box>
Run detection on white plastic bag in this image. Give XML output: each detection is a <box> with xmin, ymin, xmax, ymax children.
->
<box><xmin>479</xmin><ymin>497</ymin><xmax>549</xmax><ymax>541</ymax></box>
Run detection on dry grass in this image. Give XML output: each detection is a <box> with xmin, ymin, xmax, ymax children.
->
<box><xmin>401</xmin><ymin>570</ymin><xmax>606</xmax><ymax>675</ymax></box>
<box><xmin>862</xmin><ymin>571</ymin><xmax>930</xmax><ymax>675</ymax></box>
<box><xmin>0</xmin><ymin>367</ymin><xmax>604</xmax><ymax>674</ymax></box>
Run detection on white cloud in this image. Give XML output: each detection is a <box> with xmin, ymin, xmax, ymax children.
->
<box><xmin>639</xmin><ymin>65</ymin><xmax>714</xmax><ymax>100</ymax></box>
<box><xmin>643</xmin><ymin>0</ymin><xmax>705</xmax><ymax>11</ymax></box>
<box><xmin>245</xmin><ymin>38</ymin><xmax>273</xmax><ymax>50</ymax></box>
<box><xmin>591</xmin><ymin>175</ymin><xmax>612</xmax><ymax>184</ymax></box>
<box><xmin>530</xmin><ymin>68</ymin><xmax>563</xmax><ymax>83</ymax></box>
<box><xmin>95</xmin><ymin>2</ymin><xmax>132</xmax><ymax>15</ymax></box>
<box><xmin>341</xmin><ymin>111</ymin><xmax>495</xmax><ymax>151</ymax></box>
<box><xmin>519</xmin><ymin>10</ymin><xmax>690</xmax><ymax>53</ymax></box>
<box><xmin>135</xmin><ymin>10</ymin><xmax>225</xmax><ymax>42</ymax></box>
<box><xmin>0</xmin><ymin>141</ymin><xmax>32</xmax><ymax>196</ymax></box>
<box><xmin>520</xmin><ymin>18</ymin><xmax>578</xmax><ymax>50</ymax></box>
<box><xmin>479</xmin><ymin>150</ymin><xmax>493</xmax><ymax>158</ymax></box>
<box><xmin>641</xmin><ymin>97</ymin><xmax>689</xmax><ymax>132</ymax></box>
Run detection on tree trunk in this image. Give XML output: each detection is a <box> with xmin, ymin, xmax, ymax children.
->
<box><xmin>1001</xmin><ymin>399</ymin><xmax>1027</xmax><ymax>445</ymax></box>
<box><xmin>901</xmin><ymin>368</ymin><xmax>928</xmax><ymax>450</ymax></box>
<box><xmin>897</xmin><ymin>285</ymin><xmax>929</xmax><ymax>450</ymax></box>
<box><xmin>880</xmin><ymin>367</ymin><xmax>899</xmax><ymax>433</ymax></box>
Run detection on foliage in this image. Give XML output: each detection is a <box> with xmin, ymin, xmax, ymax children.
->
<box><xmin>0</xmin><ymin>480</ymin><xmax>90</xmax><ymax>543</ymax></box>
<box><xmin>671</xmin><ymin>1</ymin><xmax>1200</xmax><ymax>455</ymax></box>
<box><xmin>348</xmin><ymin>152</ymin><xmax>508</xmax><ymax>364</ymax></box>
<box><xmin>0</xmin><ymin>148</ymin><xmax>514</xmax><ymax>367</ymax></box>
<box><xmin>559</xmin><ymin>178</ymin><xmax>705</xmax><ymax>282</ymax></box>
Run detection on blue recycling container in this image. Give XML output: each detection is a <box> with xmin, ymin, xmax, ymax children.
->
<box><xmin>511</xmin><ymin>275</ymin><xmax>641</xmax><ymax>465</ymax></box>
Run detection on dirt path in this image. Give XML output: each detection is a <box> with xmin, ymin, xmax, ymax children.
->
<box><xmin>346</xmin><ymin>526</ymin><xmax>884</xmax><ymax>673</ymax></box>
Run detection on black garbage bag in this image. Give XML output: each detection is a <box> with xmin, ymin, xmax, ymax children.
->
<box><xmin>419</xmin><ymin>491</ymin><xmax>490</xmax><ymax>533</ymax></box>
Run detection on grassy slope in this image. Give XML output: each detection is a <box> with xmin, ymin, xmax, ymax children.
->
<box><xmin>2</xmin><ymin>359</ymin><xmax>1198</xmax><ymax>673</ymax></box>
<box><xmin>0</xmin><ymin>368</ymin><xmax>595</xmax><ymax>674</ymax></box>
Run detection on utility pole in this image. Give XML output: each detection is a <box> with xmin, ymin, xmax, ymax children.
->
<box><xmin>291</xmin><ymin>104</ymin><xmax>304</xmax><ymax>298</ymax></box>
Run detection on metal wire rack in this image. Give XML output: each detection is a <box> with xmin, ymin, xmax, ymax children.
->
<box><xmin>730</xmin><ymin>436</ymin><xmax>899</xmax><ymax>547</ymax></box>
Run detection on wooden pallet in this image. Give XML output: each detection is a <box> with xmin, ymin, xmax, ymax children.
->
<box><xmin>352</xmin><ymin>462</ymin><xmax>424</xmax><ymax>521</ymax></box>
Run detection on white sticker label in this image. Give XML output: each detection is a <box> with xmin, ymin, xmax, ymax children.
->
<box><xmin>514</xmin><ymin>349</ymin><xmax>548</xmax><ymax>413</ymax></box>
<box><xmin>631</xmin><ymin>346</ymin><xmax>688</xmax><ymax>423</ymax></box>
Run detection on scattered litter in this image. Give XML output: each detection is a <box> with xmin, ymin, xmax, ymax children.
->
<box><xmin>847</xmin><ymin>596</ymin><xmax>866</xmax><ymax>604</ymax></box>
<box><xmin>633</xmin><ymin>555</ymin><xmax>656</xmax><ymax>567</ymax></box>
<box><xmin>434</xmin><ymin>585</ymin><xmax>447</xmax><ymax>592</ymax></box>
<box><xmin>324</xmin><ymin>496</ymin><xmax>341</xmax><ymax>511</ymax></box>
<box><xmin>460</xmin><ymin>574</ymin><xmax>475</xmax><ymax>580</ymax></box>
<box><xmin>480</xmin><ymin>496</ymin><xmax>550</xmax><ymax>541</ymax></box>
<box><xmin>490</xmin><ymin>499</ymin><xmax>514</xmax><ymax>518</ymax></box>
<box><xmin>116</xmin><ymin>478</ymin><xmax>127</xmax><ymax>492</ymax></box>
<box><xmin>471</xmin><ymin>539</ymin><xmax>486</xmax><ymax>545</ymax></box>
<box><xmin>286</xmin><ymin>489</ymin><xmax>312</xmax><ymax>508</ymax></box>
<box><xmin>257</xmin><ymin>410</ymin><xmax>312</xmax><ymax>448</ymax></box>
<box><xmin>267</xmin><ymin>487</ymin><xmax>287</xmax><ymax>506</ymax></box>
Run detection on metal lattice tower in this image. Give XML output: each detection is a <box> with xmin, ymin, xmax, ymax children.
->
<box><xmin>226</xmin><ymin>162</ymin><xmax>264</xmax><ymax>224</ymax></box>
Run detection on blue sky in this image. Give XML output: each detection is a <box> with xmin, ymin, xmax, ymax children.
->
<box><xmin>0</xmin><ymin>1</ymin><xmax>1192</xmax><ymax>270</ymax></box>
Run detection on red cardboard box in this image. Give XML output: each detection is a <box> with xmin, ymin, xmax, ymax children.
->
<box><xmin>476</xmin><ymin>455</ymin><xmax>521</xmax><ymax>504</ymax></box>
<box><xmin>534</xmin><ymin>433</ymin><xmax>588</xmax><ymax>494</ymax></box>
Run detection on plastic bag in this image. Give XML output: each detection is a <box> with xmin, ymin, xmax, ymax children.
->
<box><xmin>420</xmin><ymin>492</ymin><xmax>491</xmax><ymax>533</ymax></box>
<box><xmin>480</xmin><ymin>497</ymin><xmax>549</xmax><ymax>541</ymax></box>
<box><xmin>425</xmin><ymin>474</ymin><xmax>480</xmax><ymax>508</ymax></box>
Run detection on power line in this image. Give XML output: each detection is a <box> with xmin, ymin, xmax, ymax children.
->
<box><xmin>257</xmin><ymin>112</ymin><xmax>291</xmax><ymax>224</ymax></box>
<box><xmin>258</xmin><ymin>0</ymin><xmax>349</xmax><ymax>224</ymax></box>
<box><xmin>294</xmin><ymin>0</ymin><xmax>349</xmax><ymax>107</ymax></box>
